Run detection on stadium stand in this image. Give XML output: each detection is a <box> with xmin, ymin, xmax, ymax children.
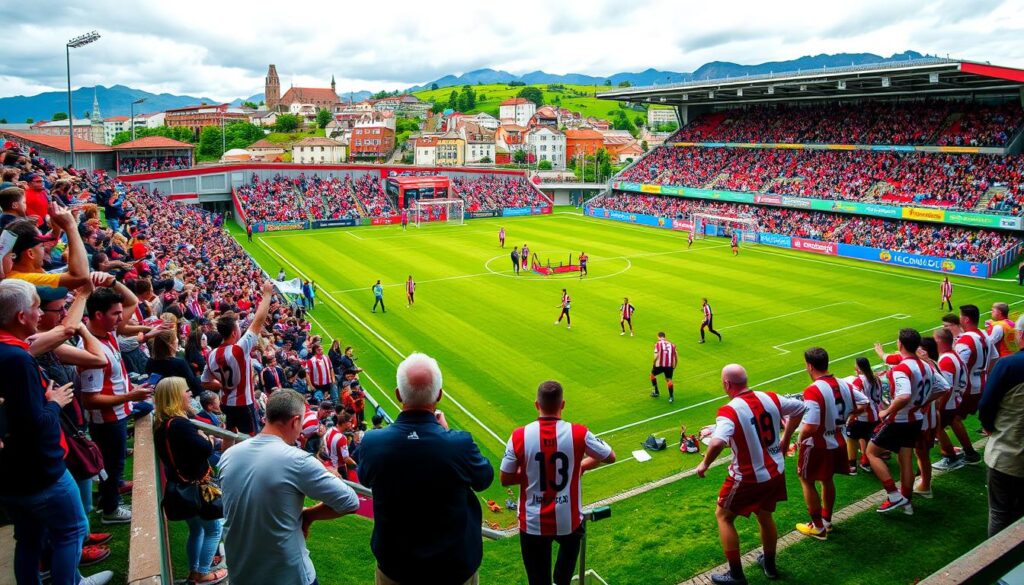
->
<box><xmin>673</xmin><ymin>100</ymin><xmax>1023</xmax><ymax>147</ymax></box>
<box><xmin>117</xmin><ymin>156</ymin><xmax>190</xmax><ymax>174</ymax></box>
<box><xmin>451</xmin><ymin>175</ymin><xmax>550</xmax><ymax>212</ymax></box>
<box><xmin>592</xmin><ymin>192</ymin><xmax>1020</xmax><ymax>263</ymax></box>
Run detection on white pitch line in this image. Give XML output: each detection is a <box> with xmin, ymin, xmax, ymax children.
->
<box><xmin>346</xmin><ymin>231</ymin><xmax>363</xmax><ymax>240</ymax></box>
<box><xmin>719</xmin><ymin>301</ymin><xmax>859</xmax><ymax>331</ymax></box>
<box><xmin>770</xmin><ymin>313</ymin><xmax>911</xmax><ymax>355</ymax></box>
<box><xmin>259</xmin><ymin>238</ymin><xmax>508</xmax><ymax>447</ymax></box>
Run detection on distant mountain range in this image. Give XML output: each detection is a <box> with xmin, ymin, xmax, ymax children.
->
<box><xmin>406</xmin><ymin>51</ymin><xmax>928</xmax><ymax>91</ymax></box>
<box><xmin>0</xmin><ymin>51</ymin><xmax>930</xmax><ymax>122</ymax></box>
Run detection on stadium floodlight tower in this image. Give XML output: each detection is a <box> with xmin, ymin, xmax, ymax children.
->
<box><xmin>66</xmin><ymin>30</ymin><xmax>101</xmax><ymax>168</ymax></box>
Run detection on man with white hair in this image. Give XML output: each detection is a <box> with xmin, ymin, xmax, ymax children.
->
<box><xmin>358</xmin><ymin>352</ymin><xmax>494</xmax><ymax>585</ymax></box>
<box><xmin>0</xmin><ymin>279</ymin><xmax>89</xmax><ymax>585</ymax></box>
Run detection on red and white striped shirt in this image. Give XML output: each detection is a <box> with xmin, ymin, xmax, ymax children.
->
<box><xmin>847</xmin><ymin>374</ymin><xmax>883</xmax><ymax>423</ymax></box>
<box><xmin>323</xmin><ymin>427</ymin><xmax>350</xmax><ymax>469</ymax></box>
<box><xmin>406</xmin><ymin>279</ymin><xmax>415</xmax><ymax>295</ymax></box>
<box><xmin>501</xmin><ymin>418</ymin><xmax>612</xmax><ymax>536</ymax></box>
<box><xmin>890</xmin><ymin>356</ymin><xmax>950</xmax><ymax>423</ymax></box>
<box><xmin>712</xmin><ymin>391</ymin><xmax>805</xmax><ymax>483</ymax></box>
<box><xmin>78</xmin><ymin>333</ymin><xmax>133</xmax><ymax>424</ymax></box>
<box><xmin>653</xmin><ymin>339</ymin><xmax>677</xmax><ymax>368</ymax></box>
<box><xmin>306</xmin><ymin>354</ymin><xmax>335</xmax><ymax>387</ymax></box>
<box><xmin>955</xmin><ymin>329</ymin><xmax>994</xmax><ymax>397</ymax></box>
<box><xmin>301</xmin><ymin>406</ymin><xmax>319</xmax><ymax>439</ymax></box>
<box><xmin>620</xmin><ymin>303</ymin><xmax>635</xmax><ymax>320</ymax></box>
<box><xmin>940</xmin><ymin>280</ymin><xmax>953</xmax><ymax>300</ymax></box>
<box><xmin>561</xmin><ymin>293</ymin><xmax>571</xmax><ymax>309</ymax></box>
<box><xmin>937</xmin><ymin>351</ymin><xmax>967</xmax><ymax>411</ymax></box>
<box><xmin>802</xmin><ymin>376</ymin><xmax>857</xmax><ymax>450</ymax></box>
<box><xmin>202</xmin><ymin>330</ymin><xmax>258</xmax><ymax>407</ymax></box>
<box><xmin>702</xmin><ymin>303</ymin><xmax>713</xmax><ymax>322</ymax></box>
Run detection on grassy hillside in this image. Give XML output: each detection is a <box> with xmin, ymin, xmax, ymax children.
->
<box><xmin>412</xmin><ymin>83</ymin><xmax>668</xmax><ymax>122</ymax></box>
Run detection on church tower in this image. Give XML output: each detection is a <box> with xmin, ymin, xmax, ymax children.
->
<box><xmin>331</xmin><ymin>75</ymin><xmax>336</xmax><ymax>93</ymax></box>
<box><xmin>265</xmin><ymin>64</ymin><xmax>281</xmax><ymax>111</ymax></box>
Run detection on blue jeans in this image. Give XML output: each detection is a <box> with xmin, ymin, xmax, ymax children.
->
<box><xmin>185</xmin><ymin>516</ymin><xmax>224</xmax><ymax>574</ymax></box>
<box><xmin>90</xmin><ymin>418</ymin><xmax>128</xmax><ymax>514</ymax></box>
<box><xmin>0</xmin><ymin>470</ymin><xmax>88</xmax><ymax>585</ymax></box>
<box><xmin>76</xmin><ymin>477</ymin><xmax>93</xmax><ymax>516</ymax></box>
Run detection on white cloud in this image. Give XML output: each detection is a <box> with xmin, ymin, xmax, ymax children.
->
<box><xmin>0</xmin><ymin>0</ymin><xmax>1021</xmax><ymax>101</ymax></box>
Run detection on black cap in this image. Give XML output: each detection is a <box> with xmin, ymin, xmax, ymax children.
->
<box><xmin>36</xmin><ymin>286</ymin><xmax>69</xmax><ymax>303</ymax></box>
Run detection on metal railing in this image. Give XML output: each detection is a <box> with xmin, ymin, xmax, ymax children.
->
<box><xmin>188</xmin><ymin>418</ymin><xmax>611</xmax><ymax>577</ymax></box>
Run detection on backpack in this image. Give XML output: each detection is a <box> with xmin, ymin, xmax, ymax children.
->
<box><xmin>643</xmin><ymin>434</ymin><xmax>667</xmax><ymax>451</ymax></box>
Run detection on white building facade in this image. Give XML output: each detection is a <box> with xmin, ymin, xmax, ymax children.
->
<box><xmin>526</xmin><ymin>126</ymin><xmax>566</xmax><ymax>170</ymax></box>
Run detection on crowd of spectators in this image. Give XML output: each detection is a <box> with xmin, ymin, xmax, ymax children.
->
<box><xmin>594</xmin><ymin>192</ymin><xmax>1020</xmax><ymax>263</ymax></box>
<box><xmin>117</xmin><ymin>157</ymin><xmax>190</xmax><ymax>175</ymax></box>
<box><xmin>674</xmin><ymin>100</ymin><xmax>1023</xmax><ymax>147</ymax></box>
<box><xmin>618</xmin><ymin>145</ymin><xmax>1024</xmax><ymax>212</ymax></box>
<box><xmin>452</xmin><ymin>175</ymin><xmax>550</xmax><ymax>211</ymax></box>
<box><xmin>0</xmin><ymin>140</ymin><xmax>382</xmax><ymax>584</ymax></box>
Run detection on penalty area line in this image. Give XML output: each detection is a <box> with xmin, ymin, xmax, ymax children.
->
<box><xmin>258</xmin><ymin>238</ymin><xmax>508</xmax><ymax>447</ymax></box>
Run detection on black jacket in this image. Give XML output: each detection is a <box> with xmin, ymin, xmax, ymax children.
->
<box><xmin>358</xmin><ymin>410</ymin><xmax>494</xmax><ymax>584</ymax></box>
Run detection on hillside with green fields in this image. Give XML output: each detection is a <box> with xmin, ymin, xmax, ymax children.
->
<box><xmin>411</xmin><ymin>83</ymin><xmax>673</xmax><ymax>123</ymax></box>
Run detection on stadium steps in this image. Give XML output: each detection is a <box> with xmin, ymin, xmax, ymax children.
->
<box><xmin>934</xmin><ymin>112</ymin><xmax>964</xmax><ymax>144</ymax></box>
<box><xmin>976</xmin><ymin>185</ymin><xmax>1008</xmax><ymax>210</ymax></box>
<box><xmin>703</xmin><ymin>173</ymin><xmax>731</xmax><ymax>189</ymax></box>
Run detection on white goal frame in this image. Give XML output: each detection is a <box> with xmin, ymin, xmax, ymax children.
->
<box><xmin>412</xmin><ymin>198</ymin><xmax>465</xmax><ymax>227</ymax></box>
<box><xmin>692</xmin><ymin>213</ymin><xmax>759</xmax><ymax>243</ymax></box>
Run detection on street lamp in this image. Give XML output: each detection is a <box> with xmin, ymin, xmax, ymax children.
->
<box><xmin>66</xmin><ymin>30</ymin><xmax>100</xmax><ymax>168</ymax></box>
<box><xmin>130</xmin><ymin>98</ymin><xmax>145</xmax><ymax>141</ymax></box>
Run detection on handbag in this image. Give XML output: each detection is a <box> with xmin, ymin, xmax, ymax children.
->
<box><xmin>59</xmin><ymin>410</ymin><xmax>106</xmax><ymax>481</ymax></box>
<box><xmin>160</xmin><ymin>419</ymin><xmax>224</xmax><ymax>521</ymax></box>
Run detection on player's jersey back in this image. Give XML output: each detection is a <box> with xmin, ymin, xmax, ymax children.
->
<box><xmin>956</xmin><ymin>329</ymin><xmax>993</xmax><ymax>396</ymax></box>
<box><xmin>502</xmin><ymin>418</ymin><xmax>611</xmax><ymax>536</ymax></box>
<box><xmin>654</xmin><ymin>339</ymin><xmax>677</xmax><ymax>368</ymax></box>
<box><xmin>712</xmin><ymin>390</ymin><xmax>804</xmax><ymax>483</ymax></box>
<box><xmin>203</xmin><ymin>330</ymin><xmax>258</xmax><ymax>407</ymax></box>
<box><xmin>802</xmin><ymin>376</ymin><xmax>854</xmax><ymax>449</ymax></box>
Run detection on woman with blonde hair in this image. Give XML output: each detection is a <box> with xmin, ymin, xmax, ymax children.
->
<box><xmin>153</xmin><ymin>377</ymin><xmax>227</xmax><ymax>585</ymax></box>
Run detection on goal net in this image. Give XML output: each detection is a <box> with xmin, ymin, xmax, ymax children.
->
<box><xmin>412</xmin><ymin>198</ymin><xmax>465</xmax><ymax>227</ymax></box>
<box><xmin>692</xmin><ymin>213</ymin><xmax>759</xmax><ymax>244</ymax></box>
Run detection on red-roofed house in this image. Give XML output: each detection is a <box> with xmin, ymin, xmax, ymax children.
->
<box><xmin>565</xmin><ymin>128</ymin><xmax>605</xmax><ymax>160</ymax></box>
<box><xmin>500</xmin><ymin>98</ymin><xmax>536</xmax><ymax>126</ymax></box>
<box><xmin>247</xmin><ymin>139</ymin><xmax>286</xmax><ymax>162</ymax></box>
<box><xmin>350</xmin><ymin>112</ymin><xmax>396</xmax><ymax>160</ymax></box>
<box><xmin>278</xmin><ymin>86</ymin><xmax>341</xmax><ymax>115</ymax></box>
<box><xmin>165</xmin><ymin>104</ymin><xmax>248</xmax><ymax>140</ymax></box>
<box><xmin>414</xmin><ymin>135</ymin><xmax>439</xmax><ymax>165</ymax></box>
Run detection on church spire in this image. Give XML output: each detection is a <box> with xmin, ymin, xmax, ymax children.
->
<box><xmin>331</xmin><ymin>75</ymin><xmax>336</xmax><ymax>93</ymax></box>
<box><xmin>91</xmin><ymin>87</ymin><xmax>102</xmax><ymax>123</ymax></box>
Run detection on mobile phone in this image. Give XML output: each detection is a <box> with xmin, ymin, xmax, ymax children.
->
<box><xmin>147</xmin><ymin>373</ymin><xmax>163</xmax><ymax>387</ymax></box>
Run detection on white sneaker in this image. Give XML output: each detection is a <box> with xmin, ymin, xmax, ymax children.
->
<box><xmin>101</xmin><ymin>505</ymin><xmax>132</xmax><ymax>525</ymax></box>
<box><xmin>554</xmin><ymin>321</ymin><xmax>559</xmax><ymax>325</ymax></box>
<box><xmin>903</xmin><ymin>503</ymin><xmax>914</xmax><ymax>516</ymax></box>
<box><xmin>80</xmin><ymin>570</ymin><xmax>114</xmax><ymax>585</ymax></box>
<box><xmin>567</xmin><ymin>325</ymin><xmax>571</xmax><ymax>329</ymax></box>
<box><xmin>630</xmin><ymin>332</ymin><xmax>634</xmax><ymax>337</ymax></box>
<box><xmin>621</xmin><ymin>332</ymin><xmax>625</xmax><ymax>336</ymax></box>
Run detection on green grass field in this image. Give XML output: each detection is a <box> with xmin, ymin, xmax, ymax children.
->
<box><xmin>223</xmin><ymin>209</ymin><xmax>1018</xmax><ymax>584</ymax></box>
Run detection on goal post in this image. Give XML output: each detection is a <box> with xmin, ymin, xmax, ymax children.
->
<box><xmin>692</xmin><ymin>213</ymin><xmax>759</xmax><ymax>244</ymax></box>
<box><xmin>412</xmin><ymin>198</ymin><xmax>465</xmax><ymax>227</ymax></box>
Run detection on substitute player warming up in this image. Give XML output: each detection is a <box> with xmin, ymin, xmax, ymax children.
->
<box><xmin>700</xmin><ymin>298</ymin><xmax>723</xmax><ymax>343</ymax></box>
<box><xmin>554</xmin><ymin>289</ymin><xmax>571</xmax><ymax>329</ymax></box>
<box><xmin>697</xmin><ymin>364</ymin><xmax>805</xmax><ymax>585</ymax></box>
<box><xmin>650</xmin><ymin>332</ymin><xmax>677</xmax><ymax>402</ymax></box>
<box><xmin>406</xmin><ymin>275</ymin><xmax>415</xmax><ymax>308</ymax></box>
<box><xmin>500</xmin><ymin>380</ymin><xmax>615</xmax><ymax>585</ymax></box>
<box><xmin>619</xmin><ymin>297</ymin><xmax>635</xmax><ymax>336</ymax></box>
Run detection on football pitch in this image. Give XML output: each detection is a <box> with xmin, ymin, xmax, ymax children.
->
<box><xmin>231</xmin><ymin>209</ymin><xmax>1017</xmax><ymax>583</ymax></box>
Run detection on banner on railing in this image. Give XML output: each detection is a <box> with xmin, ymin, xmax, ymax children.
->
<box><xmin>671</xmin><ymin>219</ymin><xmax>693</xmax><ymax>231</ymax></box>
<box><xmin>312</xmin><ymin>218</ymin><xmax>359</xmax><ymax>229</ymax></box>
<box><xmin>837</xmin><ymin>243</ymin><xmax>989</xmax><ymax>278</ymax></box>
<box><xmin>610</xmin><ymin>182</ymin><xmax>1023</xmax><ymax>230</ymax></box>
<box><xmin>792</xmin><ymin>238</ymin><xmax>837</xmax><ymax>255</ymax></box>
<box><xmin>759</xmin><ymin>233</ymin><xmax>793</xmax><ymax>248</ymax></box>
<box><xmin>369</xmin><ymin>216</ymin><xmax>401</xmax><ymax>226</ymax></box>
<box><xmin>466</xmin><ymin>210</ymin><xmax>501</xmax><ymax>219</ymax></box>
<box><xmin>254</xmin><ymin>220</ymin><xmax>309</xmax><ymax>233</ymax></box>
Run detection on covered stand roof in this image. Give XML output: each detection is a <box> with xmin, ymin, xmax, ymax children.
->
<box><xmin>596</xmin><ymin>58</ymin><xmax>1024</xmax><ymax>107</ymax></box>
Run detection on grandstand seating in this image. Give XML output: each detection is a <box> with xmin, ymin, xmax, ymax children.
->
<box><xmin>674</xmin><ymin>101</ymin><xmax>1023</xmax><ymax>147</ymax></box>
<box><xmin>118</xmin><ymin>156</ymin><xmax>191</xmax><ymax>174</ymax></box>
<box><xmin>593</xmin><ymin>192</ymin><xmax>1020</xmax><ymax>263</ymax></box>
<box><xmin>451</xmin><ymin>175</ymin><xmax>550</xmax><ymax>211</ymax></box>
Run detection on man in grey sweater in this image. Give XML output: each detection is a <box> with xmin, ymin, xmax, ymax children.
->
<box><xmin>220</xmin><ymin>389</ymin><xmax>359</xmax><ymax>585</ymax></box>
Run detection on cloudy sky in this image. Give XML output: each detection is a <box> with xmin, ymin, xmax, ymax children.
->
<box><xmin>0</xmin><ymin>0</ymin><xmax>1022</xmax><ymax>101</ymax></box>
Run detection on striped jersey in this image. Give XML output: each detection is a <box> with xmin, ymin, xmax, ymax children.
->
<box><xmin>323</xmin><ymin>427</ymin><xmax>350</xmax><ymax>469</ymax></box>
<box><xmin>78</xmin><ymin>332</ymin><xmax>133</xmax><ymax>424</ymax></box>
<box><xmin>889</xmin><ymin>356</ymin><xmax>950</xmax><ymax>423</ymax></box>
<box><xmin>307</xmin><ymin>354</ymin><xmax>335</xmax><ymax>387</ymax></box>
<box><xmin>702</xmin><ymin>303</ymin><xmax>713</xmax><ymax>321</ymax></box>
<box><xmin>653</xmin><ymin>338</ymin><xmax>677</xmax><ymax>368</ymax></box>
<box><xmin>561</xmin><ymin>293</ymin><xmax>571</xmax><ymax>310</ymax></box>
<box><xmin>406</xmin><ymin>279</ymin><xmax>415</xmax><ymax>294</ymax></box>
<box><xmin>955</xmin><ymin>329</ymin><xmax>995</xmax><ymax>396</ymax></box>
<box><xmin>802</xmin><ymin>376</ymin><xmax>858</xmax><ymax>450</ymax></box>
<box><xmin>941</xmin><ymin>280</ymin><xmax>953</xmax><ymax>300</ymax></box>
<box><xmin>620</xmin><ymin>303</ymin><xmax>635</xmax><ymax>320</ymax></box>
<box><xmin>712</xmin><ymin>391</ymin><xmax>805</xmax><ymax>483</ymax></box>
<box><xmin>202</xmin><ymin>330</ymin><xmax>258</xmax><ymax>407</ymax></box>
<box><xmin>579</xmin><ymin>253</ymin><xmax>588</xmax><ymax>265</ymax></box>
<box><xmin>847</xmin><ymin>374</ymin><xmax>883</xmax><ymax>423</ymax></box>
<box><xmin>301</xmin><ymin>406</ymin><xmax>319</xmax><ymax>439</ymax></box>
<box><xmin>937</xmin><ymin>351</ymin><xmax>967</xmax><ymax>411</ymax></box>
<box><xmin>731</xmin><ymin>233</ymin><xmax>738</xmax><ymax>246</ymax></box>
<box><xmin>501</xmin><ymin>417</ymin><xmax>612</xmax><ymax>536</ymax></box>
